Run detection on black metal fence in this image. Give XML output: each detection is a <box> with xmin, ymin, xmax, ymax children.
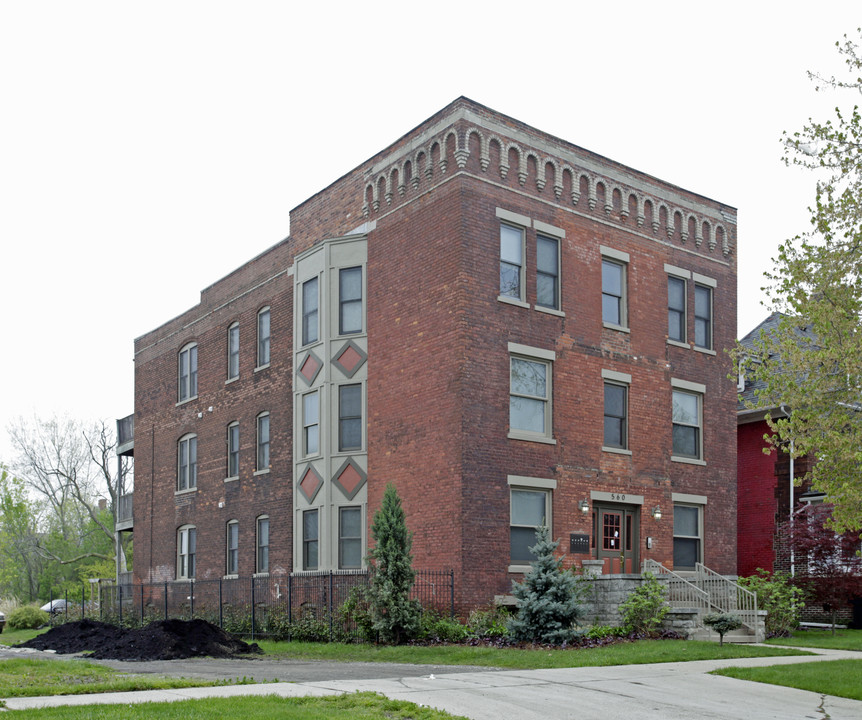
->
<box><xmin>49</xmin><ymin>569</ymin><xmax>455</xmax><ymax>641</ymax></box>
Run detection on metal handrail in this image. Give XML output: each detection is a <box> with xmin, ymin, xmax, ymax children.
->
<box><xmin>694</xmin><ymin>562</ymin><xmax>759</xmax><ymax>633</ymax></box>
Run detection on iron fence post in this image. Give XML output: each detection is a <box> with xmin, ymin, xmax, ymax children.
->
<box><xmin>219</xmin><ymin>578</ymin><xmax>223</xmax><ymax>629</ymax></box>
<box><xmin>164</xmin><ymin>581</ymin><xmax>168</xmax><ymax>621</ymax></box>
<box><xmin>328</xmin><ymin>571</ymin><xmax>334</xmax><ymax>641</ymax></box>
<box><xmin>141</xmin><ymin>583</ymin><xmax>144</xmax><ymax>626</ymax></box>
<box><xmin>81</xmin><ymin>584</ymin><xmax>85</xmax><ymax>620</ymax></box>
<box><xmin>190</xmin><ymin>580</ymin><xmax>195</xmax><ymax>620</ymax></box>
<box><xmin>118</xmin><ymin>583</ymin><xmax>123</xmax><ymax>626</ymax></box>
<box><xmin>251</xmin><ymin>576</ymin><xmax>256</xmax><ymax>641</ymax></box>
<box><xmin>288</xmin><ymin>572</ymin><xmax>292</xmax><ymax>642</ymax></box>
<box><xmin>450</xmin><ymin>569</ymin><xmax>455</xmax><ymax>619</ymax></box>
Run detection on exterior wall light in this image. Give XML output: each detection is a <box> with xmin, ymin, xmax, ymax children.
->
<box><xmin>578</xmin><ymin>499</ymin><xmax>589</xmax><ymax>514</ymax></box>
<box><xmin>652</xmin><ymin>505</ymin><xmax>662</xmax><ymax>520</ymax></box>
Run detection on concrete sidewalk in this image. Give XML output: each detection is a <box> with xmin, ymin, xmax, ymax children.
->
<box><xmin>3</xmin><ymin>647</ymin><xmax>861</xmax><ymax>719</ymax></box>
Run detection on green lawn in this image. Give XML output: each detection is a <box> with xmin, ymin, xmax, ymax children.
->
<box><xmin>713</xmin><ymin>659</ymin><xmax>862</xmax><ymax>702</ymax></box>
<box><xmin>0</xmin><ymin>657</ymin><xmax>254</xmax><ymax>698</ymax></box>
<box><xmin>765</xmin><ymin>628</ymin><xmax>862</xmax><ymax>651</ymax></box>
<box><xmin>3</xmin><ymin>692</ymin><xmax>467</xmax><ymax>719</ymax></box>
<box><xmin>255</xmin><ymin>638</ymin><xmax>809</xmax><ymax>669</ymax></box>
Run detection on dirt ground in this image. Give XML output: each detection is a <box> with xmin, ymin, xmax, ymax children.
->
<box><xmin>15</xmin><ymin>618</ymin><xmax>261</xmax><ymax>661</ymax></box>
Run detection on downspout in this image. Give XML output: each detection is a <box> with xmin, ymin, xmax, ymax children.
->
<box><xmin>780</xmin><ymin>405</ymin><xmax>795</xmax><ymax>577</ymax></box>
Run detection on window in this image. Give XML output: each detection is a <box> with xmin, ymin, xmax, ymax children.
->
<box><xmin>510</xmin><ymin>489</ymin><xmax>550</xmax><ymax>565</ymax></box>
<box><xmin>602</xmin><ymin>259</ymin><xmax>626</xmax><ymax>327</ymax></box>
<box><xmin>339</xmin><ymin>506</ymin><xmax>362</xmax><ymax>569</ymax></box>
<box><xmin>256</xmin><ymin>516</ymin><xmax>270</xmax><ymax>573</ymax></box>
<box><xmin>509</xmin><ymin>356</ymin><xmax>551</xmax><ymax>437</ymax></box>
<box><xmin>672</xmin><ymin>389</ymin><xmax>702</xmax><ymax>460</ymax></box>
<box><xmin>500</xmin><ymin>223</ymin><xmax>524</xmax><ymax>300</ymax></box>
<box><xmin>339</xmin><ymin>267</ymin><xmax>362</xmax><ymax>335</ymax></box>
<box><xmin>227</xmin><ymin>422</ymin><xmax>239</xmax><ymax>478</ymax></box>
<box><xmin>303</xmin><ymin>509</ymin><xmax>319</xmax><ymax>570</ymax></box>
<box><xmin>694</xmin><ymin>284</ymin><xmax>712</xmax><ymax>350</ymax></box>
<box><xmin>603</xmin><ymin>382</ymin><xmax>627</xmax><ymax>449</ymax></box>
<box><xmin>226</xmin><ymin>520</ymin><xmax>238</xmax><ymax>575</ymax></box>
<box><xmin>338</xmin><ymin>384</ymin><xmax>362</xmax><ymax>452</ymax></box>
<box><xmin>257</xmin><ymin>307</ymin><xmax>270</xmax><ymax>367</ymax></box>
<box><xmin>256</xmin><ymin>412</ymin><xmax>270</xmax><ymax>472</ymax></box>
<box><xmin>673</xmin><ymin>504</ymin><xmax>702</xmax><ymax>570</ymax></box>
<box><xmin>303</xmin><ymin>391</ymin><xmax>319</xmax><ymax>457</ymax></box>
<box><xmin>668</xmin><ymin>276</ymin><xmax>686</xmax><ymax>342</ymax></box>
<box><xmin>177</xmin><ymin>525</ymin><xmax>196</xmax><ymax>579</ymax></box>
<box><xmin>302</xmin><ymin>277</ymin><xmax>319</xmax><ymax>346</ymax></box>
<box><xmin>536</xmin><ymin>235</ymin><xmax>559</xmax><ymax>310</ymax></box>
<box><xmin>178</xmin><ymin>343</ymin><xmax>198</xmax><ymax>402</ymax></box>
<box><xmin>227</xmin><ymin>323</ymin><xmax>239</xmax><ymax>379</ymax></box>
<box><xmin>177</xmin><ymin>434</ymin><xmax>197</xmax><ymax>491</ymax></box>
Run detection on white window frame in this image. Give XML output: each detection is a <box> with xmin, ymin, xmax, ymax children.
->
<box><xmin>226</xmin><ymin>422</ymin><xmax>239</xmax><ymax>480</ymax></box>
<box><xmin>303</xmin><ymin>508</ymin><xmax>319</xmax><ymax>571</ymax></box>
<box><xmin>303</xmin><ymin>390</ymin><xmax>320</xmax><ymax>458</ymax></box>
<box><xmin>302</xmin><ymin>277</ymin><xmax>319</xmax><ymax>346</ymax></box>
<box><xmin>508</xmin><ymin>343</ymin><xmax>555</xmax><ymax>444</ymax></box>
<box><xmin>227</xmin><ymin>322</ymin><xmax>239</xmax><ymax>380</ymax></box>
<box><xmin>672</xmin><ymin>495</ymin><xmax>706</xmax><ymax>571</ymax></box>
<box><xmin>339</xmin><ymin>266</ymin><xmax>363</xmax><ymax>335</ymax></box>
<box><xmin>671</xmin><ymin>379</ymin><xmax>705</xmax><ymax>464</ymax></box>
<box><xmin>256</xmin><ymin>515</ymin><xmax>270</xmax><ymax>574</ymax></box>
<box><xmin>694</xmin><ymin>275</ymin><xmax>715</xmax><ymax>352</ymax></box>
<box><xmin>177</xmin><ymin>433</ymin><xmax>197</xmax><ymax>492</ymax></box>
<box><xmin>257</xmin><ymin>307</ymin><xmax>271</xmax><ymax>368</ymax></box>
<box><xmin>178</xmin><ymin>342</ymin><xmax>198</xmax><ymax>403</ymax></box>
<box><xmin>338</xmin><ymin>383</ymin><xmax>363</xmax><ymax>452</ymax></box>
<box><xmin>226</xmin><ymin>520</ymin><xmax>239</xmax><ymax>576</ymax></box>
<box><xmin>507</xmin><ymin>475</ymin><xmax>556</xmax><ymax>572</ymax></box>
<box><xmin>602</xmin><ymin>369</ymin><xmax>631</xmax><ymax>454</ymax></box>
<box><xmin>256</xmin><ymin>412</ymin><xmax>271</xmax><ymax>473</ymax></box>
<box><xmin>498</xmin><ymin>211</ymin><xmax>527</xmax><ymax>305</ymax></box>
<box><xmin>177</xmin><ymin>525</ymin><xmax>196</xmax><ymax>580</ymax></box>
<box><xmin>601</xmin><ymin>246</ymin><xmax>629</xmax><ymax>330</ymax></box>
<box><xmin>536</xmin><ymin>233</ymin><xmax>560</xmax><ymax>311</ymax></box>
<box><xmin>338</xmin><ymin>505</ymin><xmax>363</xmax><ymax>569</ymax></box>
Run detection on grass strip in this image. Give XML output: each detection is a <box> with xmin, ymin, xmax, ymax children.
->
<box><xmin>3</xmin><ymin>691</ymin><xmax>466</xmax><ymax>719</ymax></box>
<box><xmin>0</xmin><ymin>657</ymin><xmax>253</xmax><ymax>698</ymax></box>
<box><xmin>255</xmin><ymin>638</ymin><xmax>809</xmax><ymax>669</ymax></box>
<box><xmin>712</xmin><ymin>658</ymin><xmax>862</xmax><ymax>702</ymax></box>
<box><xmin>765</xmin><ymin>628</ymin><xmax>862</xmax><ymax>651</ymax></box>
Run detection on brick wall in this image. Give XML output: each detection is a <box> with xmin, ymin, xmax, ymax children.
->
<box><xmin>133</xmin><ymin>98</ymin><xmax>738</xmax><ymax>611</ymax></box>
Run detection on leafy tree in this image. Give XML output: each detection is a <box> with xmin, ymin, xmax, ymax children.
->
<box><xmin>735</xmin><ymin>30</ymin><xmax>862</xmax><ymax>533</ymax></box>
<box><xmin>365</xmin><ymin>483</ymin><xmax>421</xmax><ymax>644</ymax></box>
<box><xmin>0</xmin><ymin>467</ymin><xmax>43</xmax><ymax>601</ymax></box>
<box><xmin>7</xmin><ymin>415</ymin><xmax>131</xmax><ymax>572</ymax></box>
<box><xmin>738</xmin><ymin>570</ymin><xmax>806</xmax><ymax>637</ymax></box>
<box><xmin>782</xmin><ymin>503</ymin><xmax>862</xmax><ymax>633</ymax></box>
<box><xmin>703</xmin><ymin>613</ymin><xmax>743</xmax><ymax>646</ymax></box>
<box><xmin>508</xmin><ymin>525</ymin><xmax>580</xmax><ymax>644</ymax></box>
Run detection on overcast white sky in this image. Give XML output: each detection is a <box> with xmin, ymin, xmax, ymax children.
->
<box><xmin>1</xmin><ymin>2</ymin><xmax>859</xmax><ymax>461</ymax></box>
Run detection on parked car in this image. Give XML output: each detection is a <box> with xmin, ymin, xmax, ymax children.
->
<box><xmin>40</xmin><ymin>599</ymin><xmax>68</xmax><ymax>615</ymax></box>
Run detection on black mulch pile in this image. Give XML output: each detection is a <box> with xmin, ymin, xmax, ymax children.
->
<box><xmin>16</xmin><ymin>618</ymin><xmax>262</xmax><ymax>661</ymax></box>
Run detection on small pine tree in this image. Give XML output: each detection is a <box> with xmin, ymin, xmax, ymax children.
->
<box><xmin>365</xmin><ymin>483</ymin><xmax>421</xmax><ymax>644</ymax></box>
<box><xmin>508</xmin><ymin>525</ymin><xmax>580</xmax><ymax>644</ymax></box>
<box><xmin>703</xmin><ymin>613</ymin><xmax>743</xmax><ymax>646</ymax></box>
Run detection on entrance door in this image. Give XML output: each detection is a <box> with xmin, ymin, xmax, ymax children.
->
<box><xmin>594</xmin><ymin>504</ymin><xmax>640</xmax><ymax>573</ymax></box>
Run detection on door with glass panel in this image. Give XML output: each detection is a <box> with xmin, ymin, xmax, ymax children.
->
<box><xmin>593</xmin><ymin>503</ymin><xmax>639</xmax><ymax>573</ymax></box>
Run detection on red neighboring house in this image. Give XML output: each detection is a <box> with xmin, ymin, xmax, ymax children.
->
<box><xmin>121</xmin><ymin>97</ymin><xmax>740</xmax><ymax>612</ymax></box>
<box><xmin>737</xmin><ymin>312</ymin><xmax>861</xmax><ymax>626</ymax></box>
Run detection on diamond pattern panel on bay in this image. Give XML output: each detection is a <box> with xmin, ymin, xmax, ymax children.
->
<box><xmin>332</xmin><ymin>340</ymin><xmax>367</xmax><ymax>379</ymax></box>
<box><xmin>298</xmin><ymin>465</ymin><xmax>323</xmax><ymax>502</ymax></box>
<box><xmin>332</xmin><ymin>458</ymin><xmax>366</xmax><ymax>500</ymax></box>
<box><xmin>298</xmin><ymin>351</ymin><xmax>323</xmax><ymax>386</ymax></box>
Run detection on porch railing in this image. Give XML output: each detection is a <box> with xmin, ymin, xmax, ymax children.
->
<box><xmin>642</xmin><ymin>559</ymin><xmax>760</xmax><ymax>638</ymax></box>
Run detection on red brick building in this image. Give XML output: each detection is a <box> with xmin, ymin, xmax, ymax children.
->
<box><xmin>128</xmin><ymin>98</ymin><xmax>739</xmax><ymax>609</ymax></box>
